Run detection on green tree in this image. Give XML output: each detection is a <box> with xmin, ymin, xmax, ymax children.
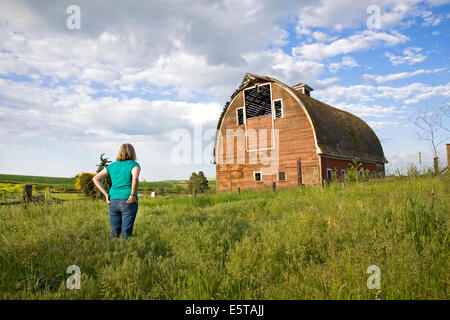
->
<box><xmin>188</xmin><ymin>171</ymin><xmax>209</xmax><ymax>194</ymax></box>
<box><xmin>74</xmin><ymin>153</ymin><xmax>112</xmax><ymax>199</ymax></box>
<box><xmin>95</xmin><ymin>153</ymin><xmax>112</xmax><ymax>197</ymax></box>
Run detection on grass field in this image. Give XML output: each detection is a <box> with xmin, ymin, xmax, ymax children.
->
<box><xmin>0</xmin><ymin>176</ymin><xmax>448</xmax><ymax>299</ymax></box>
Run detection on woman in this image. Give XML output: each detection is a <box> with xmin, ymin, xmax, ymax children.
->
<box><xmin>93</xmin><ymin>143</ymin><xmax>141</xmax><ymax>240</ymax></box>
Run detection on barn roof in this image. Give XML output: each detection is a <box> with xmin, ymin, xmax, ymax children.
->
<box><xmin>213</xmin><ymin>73</ymin><xmax>387</xmax><ymax>164</ymax></box>
<box><xmin>292</xmin><ymin>91</ymin><xmax>387</xmax><ymax>163</ymax></box>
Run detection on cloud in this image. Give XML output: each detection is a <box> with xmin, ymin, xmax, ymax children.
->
<box><xmin>362</xmin><ymin>68</ymin><xmax>446</xmax><ymax>83</ymax></box>
<box><xmin>367</xmin><ymin>121</ymin><xmax>400</xmax><ymax>130</ymax></box>
<box><xmin>328</xmin><ymin>56</ymin><xmax>359</xmax><ymax>72</ymax></box>
<box><xmin>0</xmin><ymin>78</ymin><xmax>222</xmax><ymax>142</ymax></box>
<box><xmin>294</xmin><ymin>0</ymin><xmax>445</xmax><ymax>31</ymax></box>
<box><xmin>315</xmin><ymin>77</ymin><xmax>340</xmax><ymax>88</ymax></box>
<box><xmin>384</xmin><ymin>47</ymin><xmax>427</xmax><ymax>65</ymax></box>
<box><xmin>0</xmin><ymin>0</ymin><xmax>449</xmax><ymax>179</ymax></box>
<box><xmin>420</xmin><ymin>10</ymin><xmax>443</xmax><ymax>25</ymax></box>
<box><xmin>332</xmin><ymin>102</ymin><xmax>402</xmax><ymax>118</ymax></box>
<box><xmin>293</xmin><ymin>30</ymin><xmax>409</xmax><ymax>61</ymax></box>
<box><xmin>314</xmin><ymin>82</ymin><xmax>450</xmax><ymax>106</ymax></box>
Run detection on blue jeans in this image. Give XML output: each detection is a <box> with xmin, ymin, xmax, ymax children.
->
<box><xmin>108</xmin><ymin>199</ymin><xmax>138</xmax><ymax>240</ymax></box>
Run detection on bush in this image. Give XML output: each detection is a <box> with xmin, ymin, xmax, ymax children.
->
<box><xmin>188</xmin><ymin>171</ymin><xmax>209</xmax><ymax>194</ymax></box>
<box><xmin>74</xmin><ymin>173</ymin><xmax>97</xmax><ymax>198</ymax></box>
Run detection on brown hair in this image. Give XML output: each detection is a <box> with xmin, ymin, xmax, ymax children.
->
<box><xmin>116</xmin><ymin>143</ymin><xmax>137</xmax><ymax>161</ymax></box>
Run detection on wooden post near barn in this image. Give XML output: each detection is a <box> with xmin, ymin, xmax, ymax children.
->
<box><xmin>447</xmin><ymin>144</ymin><xmax>450</xmax><ymax>171</ymax></box>
<box><xmin>23</xmin><ymin>185</ymin><xmax>32</xmax><ymax>202</ymax></box>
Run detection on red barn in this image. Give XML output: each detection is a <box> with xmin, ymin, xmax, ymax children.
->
<box><xmin>212</xmin><ymin>73</ymin><xmax>387</xmax><ymax>192</ymax></box>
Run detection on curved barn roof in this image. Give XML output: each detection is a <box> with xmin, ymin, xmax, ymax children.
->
<box><xmin>213</xmin><ymin>73</ymin><xmax>387</xmax><ymax>164</ymax></box>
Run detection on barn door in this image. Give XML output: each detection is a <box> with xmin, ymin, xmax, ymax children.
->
<box><xmin>297</xmin><ymin>157</ymin><xmax>303</xmax><ymax>186</ymax></box>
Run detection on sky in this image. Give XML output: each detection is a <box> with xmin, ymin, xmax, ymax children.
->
<box><xmin>0</xmin><ymin>0</ymin><xmax>449</xmax><ymax>180</ymax></box>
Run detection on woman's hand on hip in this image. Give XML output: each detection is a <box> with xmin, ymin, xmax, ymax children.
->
<box><xmin>127</xmin><ymin>194</ymin><xmax>137</xmax><ymax>203</ymax></box>
<box><xmin>105</xmin><ymin>194</ymin><xmax>111</xmax><ymax>204</ymax></box>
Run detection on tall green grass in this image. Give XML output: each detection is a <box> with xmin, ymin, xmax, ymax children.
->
<box><xmin>0</xmin><ymin>176</ymin><xmax>448</xmax><ymax>299</ymax></box>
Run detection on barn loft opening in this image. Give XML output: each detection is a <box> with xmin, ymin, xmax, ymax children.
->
<box><xmin>274</xmin><ymin>99</ymin><xmax>283</xmax><ymax>118</ymax></box>
<box><xmin>244</xmin><ymin>84</ymin><xmax>271</xmax><ymax>118</ymax></box>
<box><xmin>236</xmin><ymin>108</ymin><xmax>244</xmax><ymax>125</ymax></box>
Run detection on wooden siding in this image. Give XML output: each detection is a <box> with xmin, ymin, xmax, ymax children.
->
<box><xmin>321</xmin><ymin>156</ymin><xmax>385</xmax><ymax>181</ymax></box>
<box><xmin>216</xmin><ymin>81</ymin><xmax>320</xmax><ymax>192</ymax></box>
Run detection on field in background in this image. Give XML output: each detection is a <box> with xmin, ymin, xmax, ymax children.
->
<box><xmin>0</xmin><ymin>173</ymin><xmax>217</xmax><ymax>202</ymax></box>
<box><xmin>0</xmin><ymin>175</ymin><xmax>448</xmax><ymax>299</ymax></box>
<box><xmin>0</xmin><ymin>174</ymin><xmax>75</xmax><ymax>185</ymax></box>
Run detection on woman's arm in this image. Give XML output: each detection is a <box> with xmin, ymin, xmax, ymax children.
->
<box><xmin>92</xmin><ymin>168</ymin><xmax>110</xmax><ymax>203</ymax></box>
<box><xmin>127</xmin><ymin>166</ymin><xmax>141</xmax><ymax>203</ymax></box>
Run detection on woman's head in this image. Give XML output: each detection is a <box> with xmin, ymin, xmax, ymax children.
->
<box><xmin>116</xmin><ymin>143</ymin><xmax>136</xmax><ymax>161</ymax></box>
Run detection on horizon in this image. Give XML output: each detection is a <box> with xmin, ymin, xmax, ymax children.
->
<box><xmin>1</xmin><ymin>1</ymin><xmax>449</xmax><ymax>180</ymax></box>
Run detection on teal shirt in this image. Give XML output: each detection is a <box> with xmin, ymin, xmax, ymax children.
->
<box><xmin>106</xmin><ymin>160</ymin><xmax>140</xmax><ymax>199</ymax></box>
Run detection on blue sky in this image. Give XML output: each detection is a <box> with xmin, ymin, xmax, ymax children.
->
<box><xmin>0</xmin><ymin>0</ymin><xmax>449</xmax><ymax>180</ymax></box>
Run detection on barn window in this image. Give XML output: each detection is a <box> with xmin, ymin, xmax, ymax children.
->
<box><xmin>341</xmin><ymin>170</ymin><xmax>346</xmax><ymax>176</ymax></box>
<box><xmin>244</xmin><ymin>84</ymin><xmax>272</xmax><ymax>118</ymax></box>
<box><xmin>278</xmin><ymin>171</ymin><xmax>286</xmax><ymax>181</ymax></box>
<box><xmin>326</xmin><ymin>168</ymin><xmax>332</xmax><ymax>180</ymax></box>
<box><xmin>236</xmin><ymin>108</ymin><xmax>244</xmax><ymax>125</ymax></box>
<box><xmin>274</xmin><ymin>99</ymin><xmax>283</xmax><ymax>118</ymax></box>
<box><xmin>254</xmin><ymin>171</ymin><xmax>262</xmax><ymax>182</ymax></box>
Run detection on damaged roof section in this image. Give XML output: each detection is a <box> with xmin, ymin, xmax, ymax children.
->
<box><xmin>244</xmin><ymin>83</ymin><xmax>272</xmax><ymax>118</ymax></box>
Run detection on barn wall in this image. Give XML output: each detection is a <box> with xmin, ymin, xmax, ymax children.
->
<box><xmin>320</xmin><ymin>156</ymin><xmax>385</xmax><ymax>180</ymax></box>
<box><xmin>216</xmin><ymin>81</ymin><xmax>320</xmax><ymax>192</ymax></box>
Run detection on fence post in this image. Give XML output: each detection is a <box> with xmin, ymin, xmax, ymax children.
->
<box><xmin>23</xmin><ymin>185</ymin><xmax>32</xmax><ymax>201</ymax></box>
<box><xmin>272</xmin><ymin>181</ymin><xmax>276</xmax><ymax>192</ymax></box>
<box><xmin>447</xmin><ymin>144</ymin><xmax>450</xmax><ymax>170</ymax></box>
<box><xmin>237</xmin><ymin>187</ymin><xmax>240</xmax><ymax>195</ymax></box>
<box><xmin>433</xmin><ymin>157</ymin><xmax>439</xmax><ymax>176</ymax></box>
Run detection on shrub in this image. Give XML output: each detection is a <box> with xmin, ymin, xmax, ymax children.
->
<box><xmin>343</xmin><ymin>158</ymin><xmax>363</xmax><ymax>183</ymax></box>
<box><xmin>74</xmin><ymin>172</ymin><xmax>97</xmax><ymax>198</ymax></box>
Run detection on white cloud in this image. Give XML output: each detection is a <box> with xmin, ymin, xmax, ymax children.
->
<box><xmin>328</xmin><ymin>56</ymin><xmax>359</xmax><ymax>72</ymax></box>
<box><xmin>0</xmin><ymin>78</ymin><xmax>222</xmax><ymax>142</ymax></box>
<box><xmin>421</xmin><ymin>10</ymin><xmax>443</xmax><ymax>25</ymax></box>
<box><xmin>315</xmin><ymin>82</ymin><xmax>450</xmax><ymax>106</ymax></box>
<box><xmin>332</xmin><ymin>102</ymin><xmax>402</xmax><ymax>118</ymax></box>
<box><xmin>0</xmin><ymin>0</ymin><xmax>449</xmax><ymax>178</ymax></box>
<box><xmin>367</xmin><ymin>121</ymin><xmax>400</xmax><ymax>130</ymax></box>
<box><xmin>384</xmin><ymin>47</ymin><xmax>427</xmax><ymax>65</ymax></box>
<box><xmin>295</xmin><ymin>0</ymin><xmax>437</xmax><ymax>31</ymax></box>
<box><xmin>315</xmin><ymin>77</ymin><xmax>340</xmax><ymax>88</ymax></box>
<box><xmin>293</xmin><ymin>30</ymin><xmax>408</xmax><ymax>61</ymax></box>
<box><xmin>362</xmin><ymin>68</ymin><xmax>446</xmax><ymax>83</ymax></box>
